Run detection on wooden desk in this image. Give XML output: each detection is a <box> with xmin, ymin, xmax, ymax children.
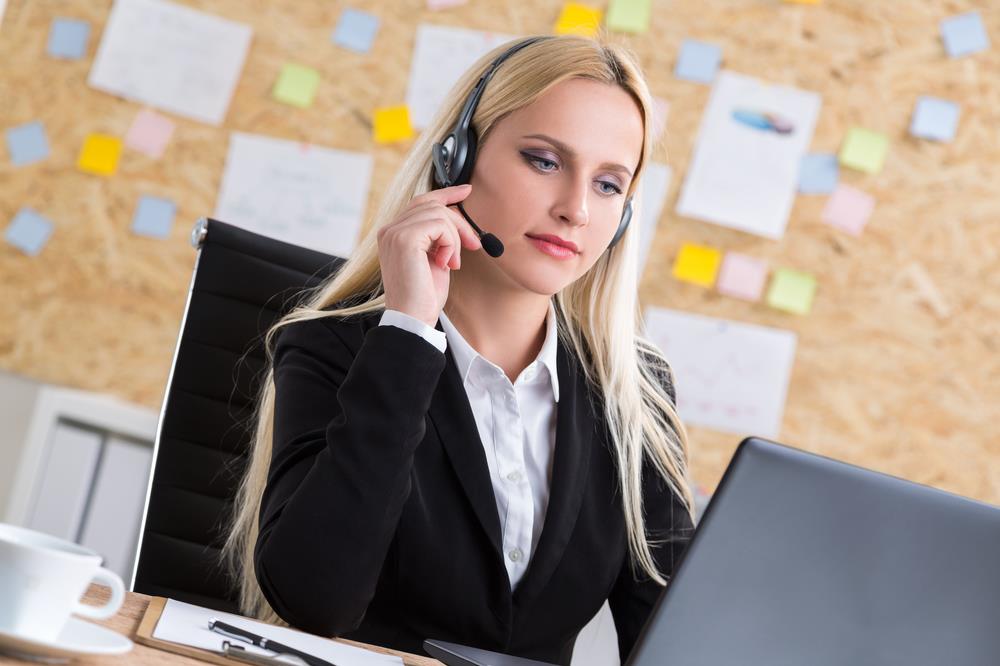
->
<box><xmin>0</xmin><ymin>585</ymin><xmax>442</xmax><ymax>666</ymax></box>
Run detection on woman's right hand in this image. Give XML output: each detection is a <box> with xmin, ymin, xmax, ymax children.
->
<box><xmin>378</xmin><ymin>184</ymin><xmax>483</xmax><ymax>327</ymax></box>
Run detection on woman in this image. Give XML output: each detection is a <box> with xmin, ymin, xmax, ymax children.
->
<box><xmin>223</xmin><ymin>33</ymin><xmax>695</xmax><ymax>666</ymax></box>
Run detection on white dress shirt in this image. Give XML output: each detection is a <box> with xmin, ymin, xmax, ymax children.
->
<box><xmin>378</xmin><ymin>304</ymin><xmax>560</xmax><ymax>589</ymax></box>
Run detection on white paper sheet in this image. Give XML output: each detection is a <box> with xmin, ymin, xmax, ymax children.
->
<box><xmin>635</xmin><ymin>162</ymin><xmax>672</xmax><ymax>274</ymax></box>
<box><xmin>214</xmin><ymin>132</ymin><xmax>373</xmax><ymax>258</ymax></box>
<box><xmin>0</xmin><ymin>0</ymin><xmax>7</xmax><ymax>28</ymax></box>
<box><xmin>152</xmin><ymin>598</ymin><xmax>402</xmax><ymax>666</ymax></box>
<box><xmin>675</xmin><ymin>71</ymin><xmax>821</xmax><ymax>240</ymax></box>
<box><xmin>643</xmin><ymin>306</ymin><xmax>797</xmax><ymax>438</ymax></box>
<box><xmin>88</xmin><ymin>0</ymin><xmax>252</xmax><ymax>125</ymax></box>
<box><xmin>405</xmin><ymin>24</ymin><xmax>518</xmax><ymax>130</ymax></box>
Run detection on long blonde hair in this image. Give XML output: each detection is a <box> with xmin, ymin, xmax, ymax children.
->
<box><xmin>222</xmin><ymin>33</ymin><xmax>694</xmax><ymax>624</ymax></box>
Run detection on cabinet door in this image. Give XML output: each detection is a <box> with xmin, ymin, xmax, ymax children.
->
<box><xmin>27</xmin><ymin>421</ymin><xmax>102</xmax><ymax>540</ymax></box>
<box><xmin>78</xmin><ymin>436</ymin><xmax>153</xmax><ymax>579</ymax></box>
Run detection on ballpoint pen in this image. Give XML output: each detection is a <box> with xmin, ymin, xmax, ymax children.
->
<box><xmin>220</xmin><ymin>641</ymin><xmax>308</xmax><ymax>666</ymax></box>
<box><xmin>208</xmin><ymin>618</ymin><xmax>338</xmax><ymax>666</ymax></box>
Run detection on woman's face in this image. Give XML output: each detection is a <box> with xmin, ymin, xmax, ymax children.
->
<box><xmin>460</xmin><ymin>77</ymin><xmax>645</xmax><ymax>296</ymax></box>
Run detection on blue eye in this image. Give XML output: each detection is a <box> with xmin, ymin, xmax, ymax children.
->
<box><xmin>522</xmin><ymin>152</ymin><xmax>623</xmax><ymax>197</ymax></box>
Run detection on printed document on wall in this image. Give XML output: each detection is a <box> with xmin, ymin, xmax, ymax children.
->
<box><xmin>636</xmin><ymin>162</ymin><xmax>672</xmax><ymax>274</ymax></box>
<box><xmin>675</xmin><ymin>71</ymin><xmax>821</xmax><ymax>239</ymax></box>
<box><xmin>215</xmin><ymin>132</ymin><xmax>373</xmax><ymax>259</ymax></box>
<box><xmin>406</xmin><ymin>24</ymin><xmax>517</xmax><ymax>130</ymax></box>
<box><xmin>88</xmin><ymin>0</ymin><xmax>252</xmax><ymax>125</ymax></box>
<box><xmin>644</xmin><ymin>306</ymin><xmax>797</xmax><ymax>438</ymax></box>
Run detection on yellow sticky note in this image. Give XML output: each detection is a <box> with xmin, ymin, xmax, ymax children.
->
<box><xmin>77</xmin><ymin>134</ymin><xmax>123</xmax><ymax>176</ymax></box>
<box><xmin>839</xmin><ymin>127</ymin><xmax>889</xmax><ymax>174</ymax></box>
<box><xmin>373</xmin><ymin>105</ymin><xmax>415</xmax><ymax>144</ymax></box>
<box><xmin>766</xmin><ymin>268</ymin><xmax>817</xmax><ymax>315</ymax></box>
<box><xmin>672</xmin><ymin>243</ymin><xmax>722</xmax><ymax>288</ymax></box>
<box><xmin>554</xmin><ymin>3</ymin><xmax>603</xmax><ymax>37</ymax></box>
<box><xmin>273</xmin><ymin>63</ymin><xmax>320</xmax><ymax>108</ymax></box>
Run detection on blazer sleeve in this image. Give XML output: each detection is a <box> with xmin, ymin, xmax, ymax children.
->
<box><xmin>606</xmin><ymin>360</ymin><xmax>696</xmax><ymax>663</ymax></box>
<box><xmin>254</xmin><ymin>314</ymin><xmax>447</xmax><ymax>636</ymax></box>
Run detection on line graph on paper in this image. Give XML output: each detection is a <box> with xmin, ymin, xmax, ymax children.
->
<box><xmin>643</xmin><ymin>307</ymin><xmax>798</xmax><ymax>438</ymax></box>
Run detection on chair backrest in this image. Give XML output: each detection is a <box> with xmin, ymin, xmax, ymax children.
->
<box><xmin>131</xmin><ymin>218</ymin><xmax>346</xmax><ymax>612</ymax></box>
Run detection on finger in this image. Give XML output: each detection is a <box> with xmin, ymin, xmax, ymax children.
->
<box><xmin>396</xmin><ymin>207</ymin><xmax>472</xmax><ymax>259</ymax></box>
<box><xmin>411</xmin><ymin>183</ymin><xmax>473</xmax><ymax>208</ymax></box>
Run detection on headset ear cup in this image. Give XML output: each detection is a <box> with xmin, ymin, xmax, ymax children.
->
<box><xmin>454</xmin><ymin>128</ymin><xmax>478</xmax><ymax>187</ymax></box>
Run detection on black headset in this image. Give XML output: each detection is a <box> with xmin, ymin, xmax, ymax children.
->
<box><xmin>431</xmin><ymin>36</ymin><xmax>634</xmax><ymax>259</ymax></box>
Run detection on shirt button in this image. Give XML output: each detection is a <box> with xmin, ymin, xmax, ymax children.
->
<box><xmin>506</xmin><ymin>470</ymin><xmax>522</xmax><ymax>483</ymax></box>
<box><xmin>508</xmin><ymin>548</ymin><xmax>523</xmax><ymax>562</ymax></box>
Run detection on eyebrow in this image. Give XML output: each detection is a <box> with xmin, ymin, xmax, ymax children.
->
<box><xmin>521</xmin><ymin>133</ymin><xmax>634</xmax><ymax>178</ymax></box>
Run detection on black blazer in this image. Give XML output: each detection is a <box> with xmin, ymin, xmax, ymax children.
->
<box><xmin>254</xmin><ymin>305</ymin><xmax>694</xmax><ymax>665</ymax></box>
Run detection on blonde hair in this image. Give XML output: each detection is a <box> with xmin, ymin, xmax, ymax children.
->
<box><xmin>222</xmin><ymin>32</ymin><xmax>694</xmax><ymax>624</ymax></box>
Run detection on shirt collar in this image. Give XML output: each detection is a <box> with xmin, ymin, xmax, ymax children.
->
<box><xmin>438</xmin><ymin>300</ymin><xmax>560</xmax><ymax>403</ymax></box>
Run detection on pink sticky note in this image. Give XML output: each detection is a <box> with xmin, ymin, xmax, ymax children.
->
<box><xmin>651</xmin><ymin>96</ymin><xmax>669</xmax><ymax>140</ymax></box>
<box><xmin>717</xmin><ymin>252</ymin><xmax>769</xmax><ymax>301</ymax></box>
<box><xmin>821</xmin><ymin>184</ymin><xmax>875</xmax><ymax>236</ymax></box>
<box><xmin>125</xmin><ymin>109</ymin><xmax>175</xmax><ymax>159</ymax></box>
<box><xmin>426</xmin><ymin>0</ymin><xmax>467</xmax><ymax>9</ymax></box>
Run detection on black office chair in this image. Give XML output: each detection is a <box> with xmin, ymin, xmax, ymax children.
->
<box><xmin>130</xmin><ymin>217</ymin><xmax>346</xmax><ymax>612</ymax></box>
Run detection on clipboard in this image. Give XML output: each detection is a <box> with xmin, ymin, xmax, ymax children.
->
<box><xmin>135</xmin><ymin>596</ymin><xmax>234</xmax><ymax>666</ymax></box>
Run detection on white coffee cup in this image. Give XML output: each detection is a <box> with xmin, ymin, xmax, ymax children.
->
<box><xmin>0</xmin><ymin>523</ymin><xmax>125</xmax><ymax>642</ymax></box>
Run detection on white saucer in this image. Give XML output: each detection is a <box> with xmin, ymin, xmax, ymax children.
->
<box><xmin>0</xmin><ymin>616</ymin><xmax>133</xmax><ymax>663</ymax></box>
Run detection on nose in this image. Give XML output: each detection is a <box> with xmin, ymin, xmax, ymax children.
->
<box><xmin>551</xmin><ymin>175</ymin><xmax>589</xmax><ymax>228</ymax></box>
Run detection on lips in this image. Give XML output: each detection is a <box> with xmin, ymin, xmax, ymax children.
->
<box><xmin>525</xmin><ymin>234</ymin><xmax>579</xmax><ymax>253</ymax></box>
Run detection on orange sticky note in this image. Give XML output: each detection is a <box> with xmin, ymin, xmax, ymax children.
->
<box><xmin>373</xmin><ymin>105</ymin><xmax>415</xmax><ymax>144</ymax></box>
<box><xmin>554</xmin><ymin>3</ymin><xmax>603</xmax><ymax>37</ymax></box>
<box><xmin>672</xmin><ymin>242</ymin><xmax>722</xmax><ymax>288</ymax></box>
<box><xmin>77</xmin><ymin>134</ymin><xmax>123</xmax><ymax>176</ymax></box>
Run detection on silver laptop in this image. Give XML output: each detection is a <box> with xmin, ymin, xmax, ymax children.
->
<box><xmin>427</xmin><ymin>436</ymin><xmax>1000</xmax><ymax>666</ymax></box>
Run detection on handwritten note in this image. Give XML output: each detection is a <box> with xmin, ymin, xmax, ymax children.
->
<box><xmin>88</xmin><ymin>0</ymin><xmax>252</xmax><ymax>125</ymax></box>
<box><xmin>214</xmin><ymin>132</ymin><xmax>373</xmax><ymax>259</ymax></box>
<box><xmin>644</xmin><ymin>306</ymin><xmax>798</xmax><ymax>438</ymax></box>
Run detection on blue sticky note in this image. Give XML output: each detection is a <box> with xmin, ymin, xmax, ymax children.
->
<box><xmin>6</xmin><ymin>121</ymin><xmax>50</xmax><ymax>166</ymax></box>
<box><xmin>132</xmin><ymin>195</ymin><xmax>176</xmax><ymax>239</ymax></box>
<box><xmin>940</xmin><ymin>12</ymin><xmax>989</xmax><ymax>58</ymax></box>
<box><xmin>675</xmin><ymin>39</ymin><xmax>722</xmax><ymax>84</ymax></box>
<box><xmin>47</xmin><ymin>18</ymin><xmax>90</xmax><ymax>60</ymax></box>
<box><xmin>331</xmin><ymin>8</ymin><xmax>380</xmax><ymax>54</ymax></box>
<box><xmin>5</xmin><ymin>208</ymin><xmax>54</xmax><ymax>256</ymax></box>
<box><xmin>798</xmin><ymin>153</ymin><xmax>839</xmax><ymax>194</ymax></box>
<box><xmin>910</xmin><ymin>96</ymin><xmax>960</xmax><ymax>142</ymax></box>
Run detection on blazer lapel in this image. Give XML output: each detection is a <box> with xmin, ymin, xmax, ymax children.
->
<box><xmin>513</xmin><ymin>335</ymin><xmax>595</xmax><ymax>609</ymax></box>
<box><xmin>426</xmin><ymin>319</ymin><xmax>504</xmax><ymax>559</ymax></box>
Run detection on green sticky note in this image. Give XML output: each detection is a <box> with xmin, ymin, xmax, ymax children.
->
<box><xmin>606</xmin><ymin>0</ymin><xmax>651</xmax><ymax>33</ymax></box>
<box><xmin>766</xmin><ymin>268</ymin><xmax>817</xmax><ymax>315</ymax></box>
<box><xmin>272</xmin><ymin>63</ymin><xmax>320</xmax><ymax>108</ymax></box>
<box><xmin>839</xmin><ymin>127</ymin><xmax>889</xmax><ymax>174</ymax></box>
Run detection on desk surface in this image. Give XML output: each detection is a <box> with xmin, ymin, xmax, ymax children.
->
<box><xmin>0</xmin><ymin>585</ymin><xmax>442</xmax><ymax>666</ymax></box>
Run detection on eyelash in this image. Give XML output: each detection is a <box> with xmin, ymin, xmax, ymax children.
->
<box><xmin>521</xmin><ymin>152</ymin><xmax>623</xmax><ymax>196</ymax></box>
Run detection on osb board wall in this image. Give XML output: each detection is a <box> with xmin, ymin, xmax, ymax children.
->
<box><xmin>1</xmin><ymin>0</ymin><xmax>997</xmax><ymax>504</ymax></box>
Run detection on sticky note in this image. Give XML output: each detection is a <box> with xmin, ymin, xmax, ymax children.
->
<box><xmin>717</xmin><ymin>252</ymin><xmax>769</xmax><ymax>302</ymax></box>
<box><xmin>651</xmin><ymin>96</ymin><xmax>669</xmax><ymax>141</ymax></box>
<box><xmin>675</xmin><ymin>39</ymin><xmax>722</xmax><ymax>84</ymax></box>
<box><xmin>798</xmin><ymin>153</ymin><xmax>839</xmax><ymax>194</ymax></box>
<box><xmin>77</xmin><ymin>134</ymin><xmax>123</xmax><ymax>176</ymax></box>
<box><xmin>839</xmin><ymin>127</ymin><xmax>888</xmax><ymax>174</ymax></box>
<box><xmin>6</xmin><ymin>121</ymin><xmax>50</xmax><ymax>166</ymax></box>
<box><xmin>554</xmin><ymin>3</ymin><xmax>603</xmax><ymax>37</ymax></box>
<box><xmin>426</xmin><ymin>0</ymin><xmax>467</xmax><ymax>9</ymax></box>
<box><xmin>766</xmin><ymin>268</ymin><xmax>817</xmax><ymax>315</ymax></box>
<box><xmin>373</xmin><ymin>105</ymin><xmax>415</xmax><ymax>143</ymax></box>
<box><xmin>672</xmin><ymin>242</ymin><xmax>722</xmax><ymax>288</ymax></box>
<box><xmin>940</xmin><ymin>12</ymin><xmax>990</xmax><ymax>58</ymax></box>
<box><xmin>272</xmin><ymin>64</ymin><xmax>320</xmax><ymax>109</ymax></box>
<box><xmin>821</xmin><ymin>184</ymin><xmax>875</xmax><ymax>237</ymax></box>
<box><xmin>783</xmin><ymin>0</ymin><xmax>821</xmax><ymax>4</ymax></box>
<box><xmin>47</xmin><ymin>18</ymin><xmax>90</xmax><ymax>59</ymax></box>
<box><xmin>125</xmin><ymin>108</ymin><xmax>175</xmax><ymax>158</ymax></box>
<box><xmin>909</xmin><ymin>96</ymin><xmax>960</xmax><ymax>142</ymax></box>
<box><xmin>5</xmin><ymin>208</ymin><xmax>54</xmax><ymax>256</ymax></box>
<box><xmin>331</xmin><ymin>8</ymin><xmax>380</xmax><ymax>54</ymax></box>
<box><xmin>131</xmin><ymin>195</ymin><xmax>176</xmax><ymax>239</ymax></box>
<box><xmin>606</xmin><ymin>0</ymin><xmax>651</xmax><ymax>34</ymax></box>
